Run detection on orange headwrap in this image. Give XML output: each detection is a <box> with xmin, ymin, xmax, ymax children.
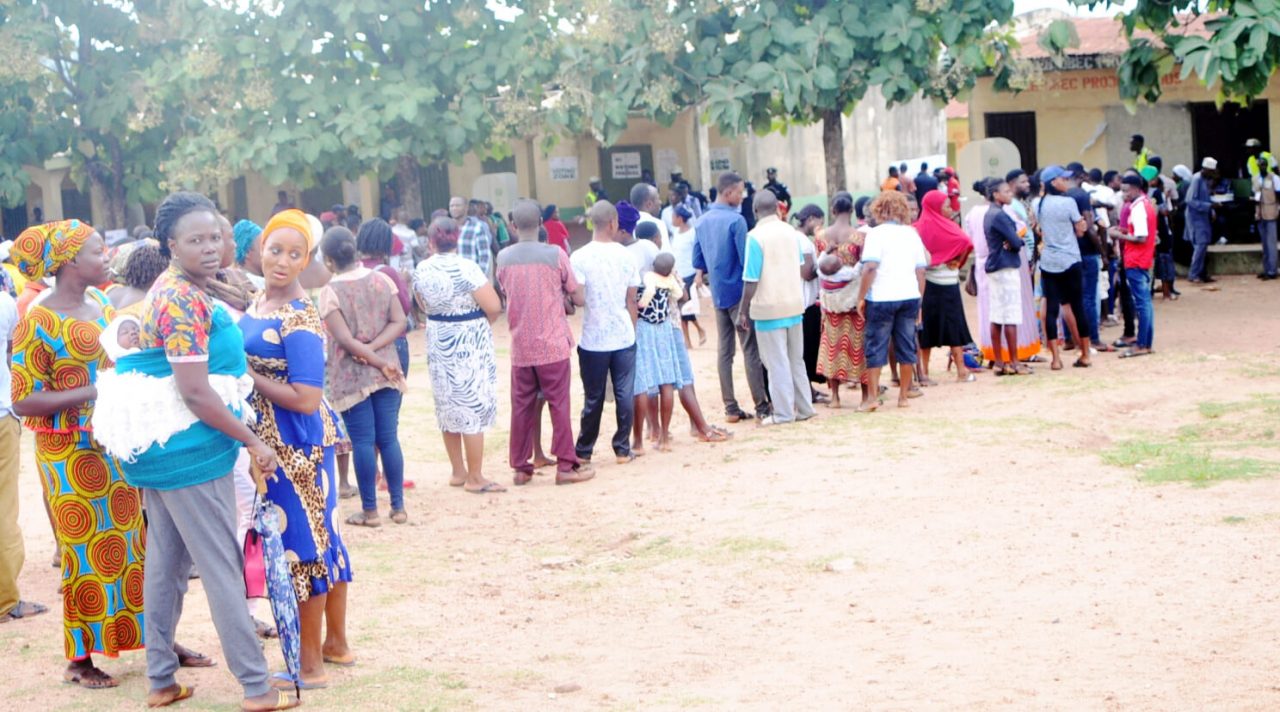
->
<box><xmin>11</xmin><ymin>220</ymin><xmax>96</xmax><ymax>281</ymax></box>
<box><xmin>261</xmin><ymin>209</ymin><xmax>315</xmax><ymax>264</ymax></box>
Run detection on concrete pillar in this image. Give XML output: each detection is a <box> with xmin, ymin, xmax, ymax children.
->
<box><xmin>693</xmin><ymin>105</ymin><xmax>710</xmax><ymax>193</ymax></box>
<box><xmin>357</xmin><ymin>174</ymin><xmax>377</xmax><ymax>221</ymax></box>
<box><xmin>23</xmin><ymin>163</ymin><xmax>69</xmax><ymax>222</ymax></box>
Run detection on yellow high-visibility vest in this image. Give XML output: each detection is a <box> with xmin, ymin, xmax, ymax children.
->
<box><xmin>1247</xmin><ymin>151</ymin><xmax>1276</xmax><ymax>179</ymax></box>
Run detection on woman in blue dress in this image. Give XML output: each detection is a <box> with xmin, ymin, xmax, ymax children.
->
<box><xmin>240</xmin><ymin>209</ymin><xmax>353</xmax><ymax>690</ymax></box>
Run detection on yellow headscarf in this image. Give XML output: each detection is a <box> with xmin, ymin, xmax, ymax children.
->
<box><xmin>11</xmin><ymin>220</ymin><xmax>96</xmax><ymax>281</ymax></box>
<box><xmin>261</xmin><ymin>209</ymin><xmax>315</xmax><ymax>265</ymax></box>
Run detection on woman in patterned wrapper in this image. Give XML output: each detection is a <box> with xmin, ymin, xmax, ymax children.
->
<box><xmin>8</xmin><ymin>219</ymin><xmax>219</xmax><ymax>693</ymax></box>
<box><xmin>412</xmin><ymin>216</ymin><xmax>505</xmax><ymax>494</ymax></box>
<box><xmin>239</xmin><ymin>209</ymin><xmax>354</xmax><ymax>690</ymax></box>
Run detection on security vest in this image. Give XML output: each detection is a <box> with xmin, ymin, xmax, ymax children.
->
<box><xmin>1133</xmin><ymin>147</ymin><xmax>1151</xmax><ymax>171</ymax></box>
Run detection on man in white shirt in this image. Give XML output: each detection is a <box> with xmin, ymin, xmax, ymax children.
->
<box><xmin>0</xmin><ymin>291</ymin><xmax>46</xmax><ymax>623</ymax></box>
<box><xmin>570</xmin><ymin>201</ymin><xmax>642</xmax><ymax>464</ymax></box>
<box><xmin>1254</xmin><ymin>162</ymin><xmax>1280</xmax><ymax>280</ymax></box>
<box><xmin>738</xmin><ymin>191</ymin><xmax>815</xmax><ymax>425</ymax></box>
<box><xmin>630</xmin><ymin>182</ymin><xmax>671</xmax><ymax>251</ymax></box>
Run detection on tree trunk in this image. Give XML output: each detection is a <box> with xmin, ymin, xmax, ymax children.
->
<box><xmin>821</xmin><ymin>109</ymin><xmax>846</xmax><ymax>195</ymax></box>
<box><xmin>396</xmin><ymin>155</ymin><xmax>424</xmax><ymax>219</ymax></box>
<box><xmin>106</xmin><ymin>136</ymin><xmax>127</xmax><ymax>230</ymax></box>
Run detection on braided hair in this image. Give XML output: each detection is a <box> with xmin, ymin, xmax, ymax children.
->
<box><xmin>121</xmin><ymin>242</ymin><xmax>169</xmax><ymax>291</ymax></box>
<box><xmin>154</xmin><ymin>191</ymin><xmax>217</xmax><ymax>258</ymax></box>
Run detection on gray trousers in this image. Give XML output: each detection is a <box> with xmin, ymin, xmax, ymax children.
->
<box><xmin>714</xmin><ymin>305</ymin><xmax>769</xmax><ymax>416</ymax></box>
<box><xmin>755</xmin><ymin>323</ymin><xmax>814</xmax><ymax>424</ymax></box>
<box><xmin>144</xmin><ymin>474</ymin><xmax>270</xmax><ymax>697</ymax></box>
<box><xmin>1262</xmin><ymin>219</ymin><xmax>1277</xmax><ymax>276</ymax></box>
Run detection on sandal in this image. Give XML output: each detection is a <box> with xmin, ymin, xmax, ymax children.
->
<box><xmin>148</xmin><ymin>683</ymin><xmax>195</xmax><ymax>708</ymax></box>
<box><xmin>176</xmin><ymin>643</ymin><xmax>217</xmax><ymax>668</ymax></box>
<box><xmin>1119</xmin><ymin>348</ymin><xmax>1152</xmax><ymax>358</ymax></box>
<box><xmin>345</xmin><ymin>510</ymin><xmax>381</xmax><ymax>528</ymax></box>
<box><xmin>464</xmin><ymin>482</ymin><xmax>506</xmax><ymax>494</ymax></box>
<box><xmin>1072</xmin><ymin>359</ymin><xmax>1091</xmax><ymax>368</ymax></box>
<box><xmin>64</xmin><ymin>665</ymin><xmax>118</xmax><ymax>689</ymax></box>
<box><xmin>0</xmin><ymin>600</ymin><xmax>47</xmax><ymax>623</ymax></box>
<box><xmin>254</xmin><ymin>617</ymin><xmax>279</xmax><ymax>639</ymax></box>
<box><xmin>272</xmin><ymin>672</ymin><xmax>327</xmax><ymax>690</ymax></box>
<box><xmin>242</xmin><ymin>690</ymin><xmax>301</xmax><ymax>712</ymax></box>
<box><xmin>389</xmin><ymin>509</ymin><xmax>408</xmax><ymax>524</ymax></box>
<box><xmin>696</xmin><ymin>428</ymin><xmax>731</xmax><ymax>443</ymax></box>
<box><xmin>338</xmin><ymin>485</ymin><xmax>357</xmax><ymax>499</ymax></box>
<box><xmin>513</xmin><ymin>470</ymin><xmax>534</xmax><ymax>486</ymax></box>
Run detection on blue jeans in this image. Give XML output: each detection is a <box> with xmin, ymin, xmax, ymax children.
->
<box><xmin>1125</xmin><ymin>268</ymin><xmax>1154</xmax><ymax>350</ymax></box>
<box><xmin>864</xmin><ymin>299</ymin><xmax>920</xmax><ymax>368</ymax></box>
<box><xmin>341</xmin><ymin>387</ymin><xmax>406</xmax><ymax>512</ymax></box>
<box><xmin>1080</xmin><ymin>255</ymin><xmax>1101</xmax><ymax>344</ymax></box>
<box><xmin>1103</xmin><ymin>257</ymin><xmax>1119</xmax><ymax>317</ymax></box>
<box><xmin>576</xmin><ymin>345</ymin><xmax>636</xmax><ymax>459</ymax></box>
<box><xmin>1262</xmin><ymin>219</ymin><xmax>1277</xmax><ymax>276</ymax></box>
<box><xmin>394</xmin><ymin>334</ymin><xmax>410</xmax><ymax>375</ymax></box>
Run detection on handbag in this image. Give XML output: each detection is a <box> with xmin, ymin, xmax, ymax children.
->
<box><xmin>243</xmin><ymin>468</ymin><xmax>268</xmax><ymax>599</ymax></box>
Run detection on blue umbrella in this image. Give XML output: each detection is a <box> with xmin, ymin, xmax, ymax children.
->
<box><xmin>250</xmin><ymin>494</ymin><xmax>301</xmax><ymax>695</ymax></box>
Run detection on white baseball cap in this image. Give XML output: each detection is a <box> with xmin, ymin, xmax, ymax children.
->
<box><xmin>1201</xmin><ymin>157</ymin><xmax>1218</xmax><ymax>170</ymax></box>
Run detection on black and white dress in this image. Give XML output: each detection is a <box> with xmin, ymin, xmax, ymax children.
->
<box><xmin>412</xmin><ymin>253</ymin><xmax>497</xmax><ymax>434</ymax></box>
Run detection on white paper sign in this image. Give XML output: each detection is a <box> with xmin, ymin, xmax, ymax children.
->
<box><xmin>655</xmin><ymin>149</ymin><xmax>679</xmax><ymax>185</ymax></box>
<box><xmin>549</xmin><ymin>156</ymin><xmax>578</xmax><ymax>182</ymax></box>
<box><xmin>611</xmin><ymin>152</ymin><xmax>642</xmax><ymax>180</ymax></box>
<box><xmin>709</xmin><ymin>147</ymin><xmax>732</xmax><ymax>172</ymax></box>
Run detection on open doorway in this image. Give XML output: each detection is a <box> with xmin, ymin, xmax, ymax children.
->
<box><xmin>1190</xmin><ymin>100</ymin><xmax>1270</xmax><ymax>179</ymax></box>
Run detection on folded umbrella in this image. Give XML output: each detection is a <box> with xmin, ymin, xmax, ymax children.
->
<box><xmin>249</xmin><ymin>468</ymin><xmax>302</xmax><ymax>696</ymax></box>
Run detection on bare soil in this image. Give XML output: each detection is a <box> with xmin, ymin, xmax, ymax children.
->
<box><xmin>4</xmin><ymin>276</ymin><xmax>1280</xmax><ymax>711</ymax></box>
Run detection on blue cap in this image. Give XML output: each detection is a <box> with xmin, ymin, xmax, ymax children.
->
<box><xmin>1040</xmin><ymin>165</ymin><xmax>1069</xmax><ymax>183</ymax></box>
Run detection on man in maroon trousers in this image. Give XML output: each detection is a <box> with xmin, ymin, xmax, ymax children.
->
<box><xmin>497</xmin><ymin>199</ymin><xmax>595</xmax><ymax>485</ymax></box>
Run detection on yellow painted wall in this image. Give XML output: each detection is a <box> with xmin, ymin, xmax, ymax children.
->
<box><xmin>970</xmin><ymin>68</ymin><xmax>1280</xmax><ymax>171</ymax></box>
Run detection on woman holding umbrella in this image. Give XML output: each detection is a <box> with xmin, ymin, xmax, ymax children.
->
<box><xmin>241</xmin><ymin>209</ymin><xmax>353</xmax><ymax>690</ymax></box>
<box><xmin>106</xmin><ymin>192</ymin><xmax>296</xmax><ymax>710</ymax></box>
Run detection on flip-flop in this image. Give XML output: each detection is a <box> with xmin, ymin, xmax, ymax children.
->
<box><xmin>0</xmin><ymin>600</ymin><xmax>48</xmax><ymax>622</ymax></box>
<box><xmin>254</xmin><ymin>618</ymin><xmax>279</xmax><ymax>639</ymax></box>
<box><xmin>464</xmin><ymin>482</ymin><xmax>506</xmax><ymax>494</ymax></box>
<box><xmin>1119</xmin><ymin>349</ymin><xmax>1152</xmax><ymax>358</ymax></box>
<box><xmin>1072</xmin><ymin>359</ymin><xmax>1091</xmax><ymax>368</ymax></box>
<box><xmin>272</xmin><ymin>672</ymin><xmax>327</xmax><ymax>690</ymax></box>
<box><xmin>323</xmin><ymin>655</ymin><xmax>357</xmax><ymax>667</ymax></box>
<box><xmin>148</xmin><ymin>683</ymin><xmax>195</xmax><ymax>708</ymax></box>
<box><xmin>242</xmin><ymin>690</ymin><xmax>301</xmax><ymax>712</ymax></box>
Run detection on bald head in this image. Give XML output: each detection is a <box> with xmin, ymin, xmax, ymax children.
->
<box><xmin>589</xmin><ymin>200</ymin><xmax>617</xmax><ymax>241</ymax></box>
<box><xmin>629</xmin><ymin>182</ymin><xmax>659</xmax><ymax>214</ymax></box>
<box><xmin>752</xmin><ymin>189</ymin><xmax>779</xmax><ymax>219</ymax></box>
<box><xmin>511</xmin><ymin>199</ymin><xmax>542</xmax><ymax>238</ymax></box>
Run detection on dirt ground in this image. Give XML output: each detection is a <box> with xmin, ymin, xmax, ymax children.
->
<box><xmin>3</xmin><ymin>275</ymin><xmax>1280</xmax><ymax>711</ymax></box>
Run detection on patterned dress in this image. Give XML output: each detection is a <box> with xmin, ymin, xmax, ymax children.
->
<box><xmin>413</xmin><ymin>253</ymin><xmax>497</xmax><ymax>434</ymax></box>
<box><xmin>9</xmin><ymin>288</ymin><xmax>145</xmax><ymax>660</ymax></box>
<box><xmin>240</xmin><ymin>298</ymin><xmax>351</xmax><ymax>602</ymax></box>
<box><xmin>815</xmin><ymin>234</ymin><xmax>868</xmax><ymax>385</ymax></box>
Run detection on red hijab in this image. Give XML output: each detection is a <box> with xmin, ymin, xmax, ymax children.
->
<box><xmin>913</xmin><ymin>190</ymin><xmax>971</xmax><ymax>267</ymax></box>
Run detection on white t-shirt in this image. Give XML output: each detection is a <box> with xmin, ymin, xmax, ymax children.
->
<box><xmin>571</xmin><ymin>241</ymin><xmax>642</xmax><ymax>352</ymax></box>
<box><xmin>626</xmin><ymin>238</ymin><xmax>661</xmax><ymax>277</ymax></box>
<box><xmin>0</xmin><ymin>291</ymin><xmax>17</xmax><ymax>418</ymax></box>
<box><xmin>671</xmin><ymin>226</ymin><xmax>697</xmax><ymax>279</ymax></box>
<box><xmin>799</xmin><ymin>234</ymin><xmax>819</xmax><ymax>306</ymax></box>
<box><xmin>637</xmin><ymin>212</ymin><xmax>671</xmax><ymax>253</ymax></box>
<box><xmin>1085</xmin><ymin>183</ymin><xmax>1118</xmax><ymax>228</ymax></box>
<box><xmin>860</xmin><ymin>223</ymin><xmax>927</xmax><ymax>302</ymax></box>
<box><xmin>1129</xmin><ymin>195</ymin><xmax>1150</xmax><ymax>238</ymax></box>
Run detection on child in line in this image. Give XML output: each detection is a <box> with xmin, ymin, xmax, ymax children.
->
<box><xmin>633</xmin><ymin>253</ymin><xmax>683</xmax><ymax>453</ymax></box>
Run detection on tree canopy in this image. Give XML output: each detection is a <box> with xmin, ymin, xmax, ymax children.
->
<box><xmin>0</xmin><ymin>0</ymin><xmax>1274</xmax><ymax>222</ymax></box>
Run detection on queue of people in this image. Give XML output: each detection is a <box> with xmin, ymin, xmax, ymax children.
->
<box><xmin>0</xmin><ymin>144</ymin><xmax>1262</xmax><ymax>709</ymax></box>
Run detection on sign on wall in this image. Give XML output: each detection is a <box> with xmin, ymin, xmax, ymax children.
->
<box><xmin>611</xmin><ymin>151</ymin><xmax>642</xmax><ymax>180</ymax></box>
<box><xmin>549</xmin><ymin>156</ymin><xmax>578</xmax><ymax>182</ymax></box>
<box><xmin>709</xmin><ymin>147</ymin><xmax>732</xmax><ymax>172</ymax></box>
<box><xmin>655</xmin><ymin>148</ymin><xmax>679</xmax><ymax>183</ymax></box>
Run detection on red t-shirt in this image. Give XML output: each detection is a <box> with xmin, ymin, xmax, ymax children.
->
<box><xmin>1122</xmin><ymin>195</ymin><xmax>1157</xmax><ymax>270</ymax></box>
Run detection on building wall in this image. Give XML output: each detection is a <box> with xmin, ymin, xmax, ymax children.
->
<box><xmin>970</xmin><ymin>67</ymin><xmax>1280</xmax><ymax>172</ymax></box>
<box><xmin>845</xmin><ymin>88</ymin><xmax>948</xmax><ymax>192</ymax></box>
